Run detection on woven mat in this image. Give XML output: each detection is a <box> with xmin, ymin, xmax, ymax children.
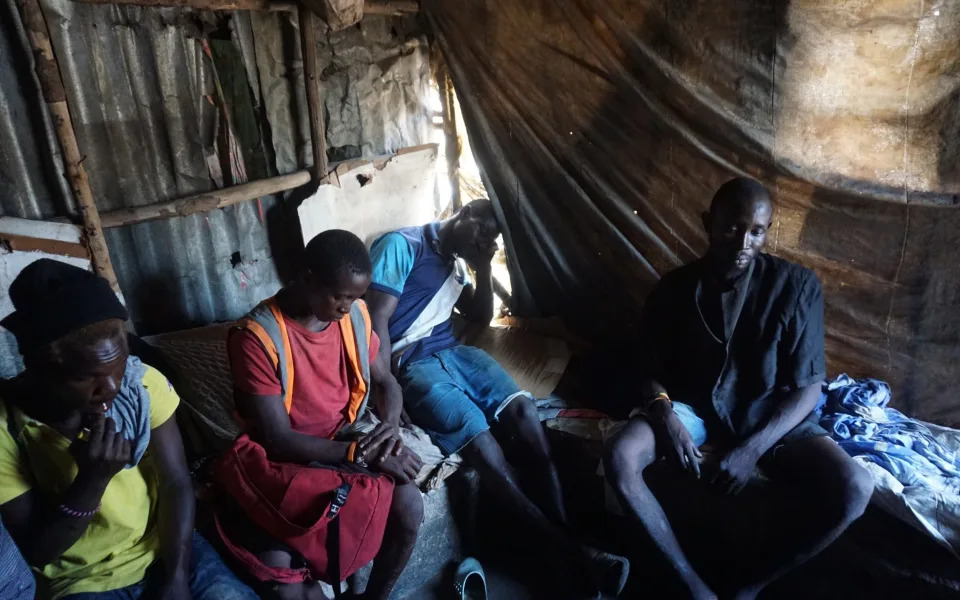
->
<box><xmin>147</xmin><ymin>325</ymin><xmax>239</xmax><ymax>458</ymax></box>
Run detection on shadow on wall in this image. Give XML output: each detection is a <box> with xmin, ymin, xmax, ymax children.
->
<box><xmin>452</xmin><ymin>0</ymin><xmax>794</xmax><ymax>336</ymax></box>
<box><xmin>128</xmin><ymin>274</ymin><xmax>195</xmax><ymax>337</ymax></box>
<box><xmin>270</xmin><ymin>180</ymin><xmax>318</xmax><ymax>284</ymax></box>
<box><xmin>799</xmin><ymin>183</ymin><xmax>960</xmax><ymax>424</ymax></box>
<box><xmin>435</xmin><ymin>0</ymin><xmax>960</xmax><ymax>421</ymax></box>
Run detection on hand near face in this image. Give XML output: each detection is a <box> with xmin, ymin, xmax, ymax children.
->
<box><xmin>462</xmin><ymin>237</ymin><xmax>498</xmax><ymax>272</ymax></box>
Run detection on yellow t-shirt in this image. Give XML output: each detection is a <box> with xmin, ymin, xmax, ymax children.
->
<box><xmin>0</xmin><ymin>365</ymin><xmax>180</xmax><ymax>599</ymax></box>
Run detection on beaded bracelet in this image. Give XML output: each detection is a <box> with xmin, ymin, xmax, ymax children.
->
<box><xmin>644</xmin><ymin>391</ymin><xmax>672</xmax><ymax>410</ymax></box>
<box><xmin>346</xmin><ymin>441</ymin><xmax>356</xmax><ymax>462</ymax></box>
<box><xmin>59</xmin><ymin>503</ymin><xmax>100</xmax><ymax>519</ymax></box>
<box><xmin>347</xmin><ymin>441</ymin><xmax>370</xmax><ymax>468</ymax></box>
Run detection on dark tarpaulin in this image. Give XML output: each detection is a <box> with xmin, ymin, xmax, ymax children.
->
<box><xmin>426</xmin><ymin>0</ymin><xmax>960</xmax><ymax>424</ymax></box>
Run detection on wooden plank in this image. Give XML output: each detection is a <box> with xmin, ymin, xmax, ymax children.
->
<box><xmin>15</xmin><ymin>0</ymin><xmax>121</xmax><ymax>293</ymax></box>
<box><xmin>365</xmin><ymin>0</ymin><xmax>418</xmax><ymax>15</ymax></box>
<box><xmin>99</xmin><ymin>170</ymin><xmax>311</xmax><ymax>228</ymax></box>
<box><xmin>0</xmin><ymin>232</ymin><xmax>90</xmax><ymax>259</ymax></box>
<box><xmin>69</xmin><ymin>0</ymin><xmax>418</xmax><ymax>14</ymax></box>
<box><xmin>435</xmin><ymin>55</ymin><xmax>461</xmax><ymax>210</ymax></box>
<box><xmin>0</xmin><ymin>216</ymin><xmax>84</xmax><ymax>244</ymax></box>
<box><xmin>298</xmin><ymin>5</ymin><xmax>328</xmax><ymax>182</ymax></box>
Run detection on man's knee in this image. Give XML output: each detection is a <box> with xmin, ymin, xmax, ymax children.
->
<box><xmin>389</xmin><ymin>482</ymin><xmax>424</xmax><ymax>538</ymax></box>
<box><xmin>835</xmin><ymin>464</ymin><xmax>873</xmax><ymax>522</ymax></box>
<box><xmin>603</xmin><ymin>420</ymin><xmax>657</xmax><ymax>489</ymax></box>
<box><xmin>813</xmin><ymin>458</ymin><xmax>873</xmax><ymax>526</ymax></box>
<box><xmin>500</xmin><ymin>395</ymin><xmax>539</xmax><ymax>428</ymax></box>
<box><xmin>463</xmin><ymin>429</ymin><xmax>501</xmax><ymax>462</ymax></box>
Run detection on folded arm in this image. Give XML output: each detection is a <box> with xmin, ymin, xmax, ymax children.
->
<box><xmin>1</xmin><ymin>479</ymin><xmax>109</xmax><ymax>567</ymax></box>
<box><xmin>0</xmin><ymin>414</ymin><xmax>130</xmax><ymax>566</ymax></box>
<box><xmin>455</xmin><ymin>265</ymin><xmax>494</xmax><ymax>325</ymax></box>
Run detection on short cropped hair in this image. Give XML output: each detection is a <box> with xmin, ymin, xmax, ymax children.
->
<box><xmin>303</xmin><ymin>229</ymin><xmax>372</xmax><ymax>286</ymax></box>
<box><xmin>709</xmin><ymin>177</ymin><xmax>772</xmax><ymax>215</ymax></box>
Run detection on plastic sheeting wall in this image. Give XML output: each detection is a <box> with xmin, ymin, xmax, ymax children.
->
<box><xmin>0</xmin><ymin>0</ymin><xmax>429</xmax><ymax>337</ymax></box>
<box><xmin>427</xmin><ymin>0</ymin><xmax>960</xmax><ymax>424</ymax></box>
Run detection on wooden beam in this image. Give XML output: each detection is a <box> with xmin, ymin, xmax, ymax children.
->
<box><xmin>16</xmin><ymin>0</ymin><xmax>121</xmax><ymax>293</ymax></box>
<box><xmin>99</xmin><ymin>171</ymin><xmax>311</xmax><ymax>228</ymax></box>
<box><xmin>298</xmin><ymin>5</ymin><xmax>328</xmax><ymax>182</ymax></box>
<box><xmin>436</xmin><ymin>56</ymin><xmax>462</xmax><ymax>210</ymax></box>
<box><xmin>69</xmin><ymin>0</ymin><xmax>419</xmax><ymax>14</ymax></box>
<box><xmin>365</xmin><ymin>0</ymin><xmax>418</xmax><ymax>15</ymax></box>
<box><xmin>0</xmin><ymin>232</ymin><xmax>90</xmax><ymax>260</ymax></box>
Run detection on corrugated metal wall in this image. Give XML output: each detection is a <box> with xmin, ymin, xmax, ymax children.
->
<box><xmin>0</xmin><ymin>0</ymin><xmax>430</xmax><ymax>335</ymax></box>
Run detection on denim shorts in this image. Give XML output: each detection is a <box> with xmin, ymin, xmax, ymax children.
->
<box><xmin>399</xmin><ymin>345</ymin><xmax>528</xmax><ymax>455</ymax></box>
<box><xmin>0</xmin><ymin>515</ymin><xmax>34</xmax><ymax>600</ymax></box>
<box><xmin>650</xmin><ymin>401</ymin><xmax>823</xmax><ymax>460</ymax></box>
<box><xmin>671</xmin><ymin>402</ymin><xmax>709</xmax><ymax>447</ymax></box>
<box><xmin>62</xmin><ymin>532</ymin><xmax>257</xmax><ymax>600</ymax></box>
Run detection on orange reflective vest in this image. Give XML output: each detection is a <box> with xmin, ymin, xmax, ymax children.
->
<box><xmin>234</xmin><ymin>297</ymin><xmax>373</xmax><ymax>425</ymax></box>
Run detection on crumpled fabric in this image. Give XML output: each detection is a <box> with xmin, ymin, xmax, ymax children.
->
<box><xmin>106</xmin><ymin>356</ymin><xmax>152</xmax><ymax>468</ymax></box>
<box><xmin>339</xmin><ymin>411</ymin><xmax>463</xmax><ymax>491</ymax></box>
<box><xmin>819</xmin><ymin>375</ymin><xmax>960</xmax><ymax>555</ymax></box>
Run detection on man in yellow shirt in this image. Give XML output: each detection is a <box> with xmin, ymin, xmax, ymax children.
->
<box><xmin>0</xmin><ymin>259</ymin><xmax>256</xmax><ymax>600</ymax></box>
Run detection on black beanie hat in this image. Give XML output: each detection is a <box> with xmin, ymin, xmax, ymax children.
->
<box><xmin>1</xmin><ymin>258</ymin><xmax>128</xmax><ymax>355</ymax></box>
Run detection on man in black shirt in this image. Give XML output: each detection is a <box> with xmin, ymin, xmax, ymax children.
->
<box><xmin>604</xmin><ymin>178</ymin><xmax>873</xmax><ymax>600</ymax></box>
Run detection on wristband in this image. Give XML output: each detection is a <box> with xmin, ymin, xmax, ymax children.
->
<box><xmin>346</xmin><ymin>441</ymin><xmax>358</xmax><ymax>463</ymax></box>
<box><xmin>59</xmin><ymin>503</ymin><xmax>100</xmax><ymax>519</ymax></box>
<box><xmin>645</xmin><ymin>392</ymin><xmax>671</xmax><ymax>409</ymax></box>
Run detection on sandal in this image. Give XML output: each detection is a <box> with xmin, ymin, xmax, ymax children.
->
<box><xmin>588</xmin><ymin>550</ymin><xmax>630</xmax><ymax>598</ymax></box>
<box><xmin>453</xmin><ymin>557</ymin><xmax>487</xmax><ymax>600</ymax></box>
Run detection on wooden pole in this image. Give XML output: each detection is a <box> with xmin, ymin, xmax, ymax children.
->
<box><xmin>365</xmin><ymin>0</ymin><xmax>418</xmax><ymax>15</ymax></box>
<box><xmin>99</xmin><ymin>170</ymin><xmax>311</xmax><ymax>228</ymax></box>
<box><xmin>298</xmin><ymin>5</ymin><xmax>328</xmax><ymax>182</ymax></box>
<box><xmin>69</xmin><ymin>0</ymin><xmax>419</xmax><ymax>14</ymax></box>
<box><xmin>16</xmin><ymin>0</ymin><xmax>121</xmax><ymax>293</ymax></box>
<box><xmin>436</xmin><ymin>58</ymin><xmax>461</xmax><ymax>210</ymax></box>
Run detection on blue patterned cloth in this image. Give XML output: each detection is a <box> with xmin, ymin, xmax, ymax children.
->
<box><xmin>105</xmin><ymin>356</ymin><xmax>150</xmax><ymax>468</ymax></box>
<box><xmin>0</xmin><ymin>514</ymin><xmax>34</xmax><ymax>600</ymax></box>
<box><xmin>818</xmin><ymin>374</ymin><xmax>960</xmax><ymax>488</ymax></box>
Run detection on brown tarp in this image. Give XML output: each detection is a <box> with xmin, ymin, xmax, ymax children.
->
<box><xmin>425</xmin><ymin>0</ymin><xmax>960</xmax><ymax>424</ymax></box>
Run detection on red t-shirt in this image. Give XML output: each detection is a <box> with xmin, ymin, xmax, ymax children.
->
<box><xmin>228</xmin><ymin>315</ymin><xmax>380</xmax><ymax>439</ymax></box>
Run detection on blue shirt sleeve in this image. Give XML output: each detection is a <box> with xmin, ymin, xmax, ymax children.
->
<box><xmin>369</xmin><ymin>233</ymin><xmax>416</xmax><ymax>297</ymax></box>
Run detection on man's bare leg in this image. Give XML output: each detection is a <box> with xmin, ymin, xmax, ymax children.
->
<box><xmin>733</xmin><ymin>436</ymin><xmax>872</xmax><ymax>600</ymax></box>
<box><xmin>604</xmin><ymin>418</ymin><xmax>716</xmax><ymax>600</ymax></box>
<box><xmin>363</xmin><ymin>482</ymin><xmax>424</xmax><ymax>600</ymax></box>
<box><xmin>257</xmin><ymin>549</ymin><xmax>328</xmax><ymax>600</ymax></box>
<box><xmin>497</xmin><ymin>395</ymin><xmax>569</xmax><ymax>525</ymax></box>
<box><xmin>462</xmin><ymin>430</ymin><xmax>626</xmax><ymax>593</ymax></box>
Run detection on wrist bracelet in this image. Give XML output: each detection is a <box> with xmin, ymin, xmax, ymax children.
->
<box><xmin>347</xmin><ymin>441</ymin><xmax>369</xmax><ymax>468</ymax></box>
<box><xmin>346</xmin><ymin>441</ymin><xmax>358</xmax><ymax>463</ymax></box>
<box><xmin>644</xmin><ymin>392</ymin><xmax>671</xmax><ymax>408</ymax></box>
<box><xmin>59</xmin><ymin>503</ymin><xmax>100</xmax><ymax>518</ymax></box>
